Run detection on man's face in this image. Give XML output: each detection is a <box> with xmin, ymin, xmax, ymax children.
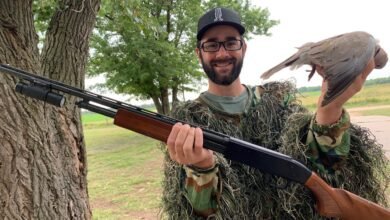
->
<box><xmin>196</xmin><ymin>25</ymin><xmax>246</xmax><ymax>86</ymax></box>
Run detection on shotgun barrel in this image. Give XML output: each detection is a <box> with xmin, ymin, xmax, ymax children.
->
<box><xmin>1</xmin><ymin>64</ymin><xmax>389</xmax><ymax>219</ymax></box>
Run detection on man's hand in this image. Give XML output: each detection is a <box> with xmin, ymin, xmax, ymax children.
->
<box><xmin>166</xmin><ymin>123</ymin><xmax>215</xmax><ymax>169</ymax></box>
<box><xmin>315</xmin><ymin>58</ymin><xmax>375</xmax><ymax>125</ymax></box>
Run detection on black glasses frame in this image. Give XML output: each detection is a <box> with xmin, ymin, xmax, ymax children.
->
<box><xmin>201</xmin><ymin>39</ymin><xmax>243</xmax><ymax>52</ymax></box>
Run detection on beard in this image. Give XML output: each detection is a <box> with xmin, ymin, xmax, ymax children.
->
<box><xmin>200</xmin><ymin>54</ymin><xmax>244</xmax><ymax>86</ymax></box>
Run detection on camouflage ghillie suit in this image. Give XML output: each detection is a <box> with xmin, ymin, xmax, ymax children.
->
<box><xmin>161</xmin><ymin>81</ymin><xmax>389</xmax><ymax>219</ymax></box>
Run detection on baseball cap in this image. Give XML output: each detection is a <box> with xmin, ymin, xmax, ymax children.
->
<box><xmin>197</xmin><ymin>7</ymin><xmax>245</xmax><ymax>40</ymax></box>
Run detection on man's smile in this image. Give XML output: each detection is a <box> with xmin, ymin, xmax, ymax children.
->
<box><xmin>212</xmin><ymin>60</ymin><xmax>233</xmax><ymax>68</ymax></box>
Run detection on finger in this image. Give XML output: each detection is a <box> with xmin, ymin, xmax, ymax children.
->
<box><xmin>193</xmin><ymin>127</ymin><xmax>204</xmax><ymax>155</ymax></box>
<box><xmin>183</xmin><ymin>127</ymin><xmax>196</xmax><ymax>162</ymax></box>
<box><xmin>175</xmin><ymin>124</ymin><xmax>190</xmax><ymax>163</ymax></box>
<box><xmin>166</xmin><ymin>122</ymin><xmax>182</xmax><ymax>160</ymax></box>
<box><xmin>316</xmin><ymin>65</ymin><xmax>325</xmax><ymax>77</ymax></box>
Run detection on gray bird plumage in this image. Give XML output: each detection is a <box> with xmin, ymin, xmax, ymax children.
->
<box><xmin>260</xmin><ymin>31</ymin><xmax>388</xmax><ymax>106</ymax></box>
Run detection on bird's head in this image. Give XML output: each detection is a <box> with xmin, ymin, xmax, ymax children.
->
<box><xmin>374</xmin><ymin>45</ymin><xmax>388</xmax><ymax>69</ymax></box>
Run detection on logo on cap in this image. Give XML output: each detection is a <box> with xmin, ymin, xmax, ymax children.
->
<box><xmin>214</xmin><ymin>8</ymin><xmax>223</xmax><ymax>22</ymax></box>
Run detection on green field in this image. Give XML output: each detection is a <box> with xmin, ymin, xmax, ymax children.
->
<box><xmin>85</xmin><ymin>83</ymin><xmax>390</xmax><ymax>219</ymax></box>
<box><xmin>299</xmin><ymin>83</ymin><xmax>390</xmax><ymax>111</ymax></box>
<box><xmin>82</xmin><ymin>112</ymin><xmax>113</xmax><ymax>128</ymax></box>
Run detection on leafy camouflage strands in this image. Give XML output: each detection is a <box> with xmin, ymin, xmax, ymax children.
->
<box><xmin>160</xmin><ymin>81</ymin><xmax>388</xmax><ymax>219</ymax></box>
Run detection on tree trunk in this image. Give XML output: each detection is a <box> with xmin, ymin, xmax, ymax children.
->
<box><xmin>151</xmin><ymin>87</ymin><xmax>171</xmax><ymax>115</ymax></box>
<box><xmin>0</xmin><ymin>0</ymin><xmax>100</xmax><ymax>219</ymax></box>
<box><xmin>161</xmin><ymin>88</ymin><xmax>170</xmax><ymax>115</ymax></box>
<box><xmin>171</xmin><ymin>85</ymin><xmax>179</xmax><ymax>109</ymax></box>
<box><xmin>151</xmin><ymin>96</ymin><xmax>164</xmax><ymax>114</ymax></box>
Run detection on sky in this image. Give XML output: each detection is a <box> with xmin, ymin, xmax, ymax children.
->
<box><xmin>242</xmin><ymin>0</ymin><xmax>390</xmax><ymax>88</ymax></box>
<box><xmin>87</xmin><ymin>0</ymin><xmax>390</xmax><ymax>104</ymax></box>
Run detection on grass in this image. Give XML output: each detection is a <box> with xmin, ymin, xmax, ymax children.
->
<box><xmin>82</xmin><ymin>112</ymin><xmax>111</xmax><ymax>124</ymax></box>
<box><xmin>85</xmin><ymin>122</ymin><xmax>163</xmax><ymax>219</ymax></box>
<box><xmin>82</xmin><ymin>112</ymin><xmax>113</xmax><ymax>128</ymax></box>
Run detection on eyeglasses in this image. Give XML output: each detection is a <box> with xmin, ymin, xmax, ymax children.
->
<box><xmin>201</xmin><ymin>39</ymin><xmax>243</xmax><ymax>52</ymax></box>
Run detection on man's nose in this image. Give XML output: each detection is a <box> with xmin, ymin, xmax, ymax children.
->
<box><xmin>215</xmin><ymin>45</ymin><xmax>229</xmax><ymax>58</ymax></box>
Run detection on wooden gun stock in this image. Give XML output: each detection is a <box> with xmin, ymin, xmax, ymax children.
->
<box><xmin>114</xmin><ymin>108</ymin><xmax>173</xmax><ymax>142</ymax></box>
<box><xmin>305</xmin><ymin>173</ymin><xmax>390</xmax><ymax>220</ymax></box>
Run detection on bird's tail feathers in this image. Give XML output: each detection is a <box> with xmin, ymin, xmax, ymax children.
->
<box><xmin>260</xmin><ymin>53</ymin><xmax>300</xmax><ymax>79</ymax></box>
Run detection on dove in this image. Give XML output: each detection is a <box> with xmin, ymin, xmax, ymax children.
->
<box><xmin>260</xmin><ymin>31</ymin><xmax>388</xmax><ymax>107</ymax></box>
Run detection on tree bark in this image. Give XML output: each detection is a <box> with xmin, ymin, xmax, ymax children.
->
<box><xmin>151</xmin><ymin>96</ymin><xmax>164</xmax><ymax>114</ymax></box>
<box><xmin>171</xmin><ymin>85</ymin><xmax>179</xmax><ymax>109</ymax></box>
<box><xmin>0</xmin><ymin>0</ymin><xmax>100</xmax><ymax>219</ymax></box>
<box><xmin>161</xmin><ymin>88</ymin><xmax>170</xmax><ymax>115</ymax></box>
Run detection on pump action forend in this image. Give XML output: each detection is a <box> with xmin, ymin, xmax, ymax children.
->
<box><xmin>1</xmin><ymin>64</ymin><xmax>389</xmax><ymax>219</ymax></box>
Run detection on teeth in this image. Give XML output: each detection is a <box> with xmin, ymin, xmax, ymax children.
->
<box><xmin>214</xmin><ymin>61</ymin><xmax>232</xmax><ymax>67</ymax></box>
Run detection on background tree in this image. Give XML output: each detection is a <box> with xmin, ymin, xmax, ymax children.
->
<box><xmin>89</xmin><ymin>0</ymin><xmax>278</xmax><ymax>114</ymax></box>
<box><xmin>0</xmin><ymin>0</ymin><xmax>100</xmax><ymax>219</ymax></box>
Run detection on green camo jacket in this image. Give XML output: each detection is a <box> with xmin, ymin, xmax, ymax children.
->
<box><xmin>167</xmin><ymin>82</ymin><xmax>355</xmax><ymax>219</ymax></box>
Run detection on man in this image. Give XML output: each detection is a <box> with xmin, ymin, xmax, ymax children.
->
<box><xmin>162</xmin><ymin>7</ymin><xmax>388</xmax><ymax>219</ymax></box>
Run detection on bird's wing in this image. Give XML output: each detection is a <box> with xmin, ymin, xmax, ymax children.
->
<box><xmin>316</xmin><ymin>32</ymin><xmax>376</xmax><ymax>106</ymax></box>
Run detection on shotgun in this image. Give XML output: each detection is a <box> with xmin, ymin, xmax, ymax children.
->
<box><xmin>0</xmin><ymin>64</ymin><xmax>389</xmax><ymax>219</ymax></box>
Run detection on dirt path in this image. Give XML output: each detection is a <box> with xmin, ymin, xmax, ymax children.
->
<box><xmin>347</xmin><ymin>105</ymin><xmax>390</xmax><ymax>158</ymax></box>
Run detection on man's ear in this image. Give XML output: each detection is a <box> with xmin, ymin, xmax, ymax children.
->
<box><xmin>242</xmin><ymin>40</ymin><xmax>247</xmax><ymax>57</ymax></box>
<box><xmin>195</xmin><ymin>47</ymin><xmax>201</xmax><ymax>62</ymax></box>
